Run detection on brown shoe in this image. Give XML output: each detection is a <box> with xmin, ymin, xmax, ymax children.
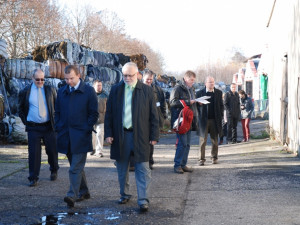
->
<box><xmin>174</xmin><ymin>167</ymin><xmax>184</xmax><ymax>174</ymax></box>
<box><xmin>212</xmin><ymin>159</ymin><xmax>218</xmax><ymax>164</ymax></box>
<box><xmin>199</xmin><ymin>160</ymin><xmax>205</xmax><ymax>166</ymax></box>
<box><xmin>181</xmin><ymin>166</ymin><xmax>193</xmax><ymax>172</ymax></box>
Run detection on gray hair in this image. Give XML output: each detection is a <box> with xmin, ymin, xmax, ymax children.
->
<box><xmin>32</xmin><ymin>68</ymin><xmax>44</xmax><ymax>78</ymax></box>
<box><xmin>122</xmin><ymin>62</ymin><xmax>138</xmax><ymax>74</ymax></box>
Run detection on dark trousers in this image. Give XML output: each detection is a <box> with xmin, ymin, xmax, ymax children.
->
<box><xmin>220</xmin><ymin>120</ymin><xmax>227</xmax><ymax>141</ymax></box>
<box><xmin>199</xmin><ymin>119</ymin><xmax>218</xmax><ymax>161</ymax></box>
<box><xmin>66</xmin><ymin>151</ymin><xmax>89</xmax><ymax>199</ymax></box>
<box><xmin>27</xmin><ymin>124</ymin><xmax>59</xmax><ymax>181</ymax></box>
<box><xmin>149</xmin><ymin>144</ymin><xmax>154</xmax><ymax>165</ymax></box>
<box><xmin>227</xmin><ymin>116</ymin><xmax>238</xmax><ymax>142</ymax></box>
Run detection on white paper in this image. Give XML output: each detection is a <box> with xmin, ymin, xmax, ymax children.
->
<box><xmin>173</xmin><ymin>117</ymin><xmax>183</xmax><ymax>129</ymax></box>
<box><xmin>195</xmin><ymin>96</ymin><xmax>211</xmax><ymax>104</ymax></box>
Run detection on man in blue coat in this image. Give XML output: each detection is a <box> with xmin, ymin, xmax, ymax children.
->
<box><xmin>55</xmin><ymin>65</ymin><xmax>98</xmax><ymax>207</ymax></box>
<box><xmin>105</xmin><ymin>62</ymin><xmax>159</xmax><ymax>212</ymax></box>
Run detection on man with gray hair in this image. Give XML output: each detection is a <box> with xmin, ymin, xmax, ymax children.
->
<box><xmin>105</xmin><ymin>62</ymin><xmax>159</xmax><ymax>212</ymax></box>
<box><xmin>196</xmin><ymin>76</ymin><xmax>224</xmax><ymax>166</ymax></box>
<box><xmin>18</xmin><ymin>69</ymin><xmax>59</xmax><ymax>187</ymax></box>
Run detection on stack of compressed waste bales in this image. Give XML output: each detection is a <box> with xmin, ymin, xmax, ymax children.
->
<box><xmin>0</xmin><ymin>39</ymin><xmax>152</xmax><ymax>143</ymax></box>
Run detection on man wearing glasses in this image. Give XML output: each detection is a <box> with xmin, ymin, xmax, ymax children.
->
<box><xmin>18</xmin><ymin>69</ymin><xmax>59</xmax><ymax>187</ymax></box>
<box><xmin>105</xmin><ymin>62</ymin><xmax>159</xmax><ymax>212</ymax></box>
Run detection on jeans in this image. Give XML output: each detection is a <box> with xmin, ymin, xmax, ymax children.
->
<box><xmin>174</xmin><ymin>130</ymin><xmax>191</xmax><ymax>169</ymax></box>
<box><xmin>116</xmin><ymin>130</ymin><xmax>151</xmax><ymax>206</ymax></box>
<box><xmin>94</xmin><ymin>123</ymin><xmax>104</xmax><ymax>154</ymax></box>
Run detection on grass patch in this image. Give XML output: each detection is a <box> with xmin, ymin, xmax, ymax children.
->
<box><xmin>0</xmin><ymin>160</ymin><xmax>20</xmax><ymax>163</ymax></box>
<box><xmin>250</xmin><ymin>130</ymin><xmax>270</xmax><ymax>139</ymax></box>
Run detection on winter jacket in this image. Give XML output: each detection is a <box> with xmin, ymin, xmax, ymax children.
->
<box><xmin>96</xmin><ymin>91</ymin><xmax>108</xmax><ymax>124</ymax></box>
<box><xmin>152</xmin><ymin>84</ymin><xmax>166</xmax><ymax>128</ymax></box>
<box><xmin>170</xmin><ymin>79</ymin><xmax>199</xmax><ymax>133</ymax></box>
<box><xmin>196</xmin><ymin>88</ymin><xmax>224</xmax><ymax>137</ymax></box>
<box><xmin>224</xmin><ymin>91</ymin><xmax>240</xmax><ymax>119</ymax></box>
<box><xmin>240</xmin><ymin>95</ymin><xmax>254</xmax><ymax>119</ymax></box>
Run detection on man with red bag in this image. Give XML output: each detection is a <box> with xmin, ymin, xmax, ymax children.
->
<box><xmin>170</xmin><ymin>70</ymin><xmax>199</xmax><ymax>174</ymax></box>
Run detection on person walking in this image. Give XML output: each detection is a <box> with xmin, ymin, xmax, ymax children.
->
<box><xmin>104</xmin><ymin>62</ymin><xmax>159</xmax><ymax>212</ymax></box>
<box><xmin>170</xmin><ymin>70</ymin><xmax>198</xmax><ymax>174</ymax></box>
<box><xmin>239</xmin><ymin>90</ymin><xmax>254</xmax><ymax>142</ymax></box>
<box><xmin>224</xmin><ymin>83</ymin><xmax>240</xmax><ymax>144</ymax></box>
<box><xmin>196</xmin><ymin>76</ymin><xmax>223</xmax><ymax>166</ymax></box>
<box><xmin>18</xmin><ymin>69</ymin><xmax>59</xmax><ymax>187</ymax></box>
<box><xmin>143</xmin><ymin>68</ymin><xmax>166</xmax><ymax>170</ymax></box>
<box><xmin>91</xmin><ymin>80</ymin><xmax>108</xmax><ymax>157</ymax></box>
<box><xmin>219</xmin><ymin>93</ymin><xmax>227</xmax><ymax>145</ymax></box>
<box><xmin>55</xmin><ymin>65</ymin><xmax>98</xmax><ymax>207</ymax></box>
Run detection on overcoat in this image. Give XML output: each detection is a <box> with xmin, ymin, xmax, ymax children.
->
<box><xmin>104</xmin><ymin>80</ymin><xmax>159</xmax><ymax>162</ymax></box>
<box><xmin>196</xmin><ymin>87</ymin><xmax>224</xmax><ymax>137</ymax></box>
<box><xmin>54</xmin><ymin>80</ymin><xmax>98</xmax><ymax>154</ymax></box>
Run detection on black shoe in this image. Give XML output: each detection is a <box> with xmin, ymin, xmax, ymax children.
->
<box><xmin>129</xmin><ymin>167</ymin><xmax>135</xmax><ymax>172</ymax></box>
<box><xmin>76</xmin><ymin>193</ymin><xmax>91</xmax><ymax>202</ymax></box>
<box><xmin>90</xmin><ymin>150</ymin><xmax>96</xmax><ymax>155</ymax></box>
<box><xmin>64</xmin><ymin>196</ymin><xmax>75</xmax><ymax>207</ymax></box>
<box><xmin>118</xmin><ymin>197</ymin><xmax>130</xmax><ymax>204</ymax></box>
<box><xmin>149</xmin><ymin>164</ymin><xmax>153</xmax><ymax>170</ymax></box>
<box><xmin>140</xmin><ymin>204</ymin><xmax>149</xmax><ymax>212</ymax></box>
<box><xmin>50</xmin><ymin>171</ymin><xmax>57</xmax><ymax>181</ymax></box>
<box><xmin>29</xmin><ymin>180</ymin><xmax>37</xmax><ymax>187</ymax></box>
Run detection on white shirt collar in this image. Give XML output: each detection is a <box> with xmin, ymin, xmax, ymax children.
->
<box><xmin>206</xmin><ymin>88</ymin><xmax>214</xmax><ymax>93</ymax></box>
<box><xmin>70</xmin><ymin>80</ymin><xmax>81</xmax><ymax>91</ymax></box>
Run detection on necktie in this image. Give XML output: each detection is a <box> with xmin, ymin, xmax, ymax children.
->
<box><xmin>123</xmin><ymin>85</ymin><xmax>132</xmax><ymax>129</ymax></box>
<box><xmin>38</xmin><ymin>87</ymin><xmax>46</xmax><ymax>118</ymax></box>
<box><xmin>70</xmin><ymin>87</ymin><xmax>75</xmax><ymax>92</ymax></box>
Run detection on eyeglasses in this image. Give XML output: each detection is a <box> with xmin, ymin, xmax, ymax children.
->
<box><xmin>123</xmin><ymin>73</ymin><xmax>136</xmax><ymax>78</ymax></box>
<box><xmin>35</xmin><ymin>78</ymin><xmax>45</xmax><ymax>82</ymax></box>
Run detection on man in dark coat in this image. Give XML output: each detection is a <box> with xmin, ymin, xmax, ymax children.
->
<box><xmin>196</xmin><ymin>76</ymin><xmax>223</xmax><ymax>166</ymax></box>
<box><xmin>55</xmin><ymin>65</ymin><xmax>98</xmax><ymax>207</ymax></box>
<box><xmin>224</xmin><ymin>83</ymin><xmax>240</xmax><ymax>144</ymax></box>
<box><xmin>18</xmin><ymin>69</ymin><xmax>59</xmax><ymax>187</ymax></box>
<box><xmin>170</xmin><ymin>70</ymin><xmax>199</xmax><ymax>174</ymax></box>
<box><xmin>143</xmin><ymin>68</ymin><xmax>166</xmax><ymax>170</ymax></box>
<box><xmin>104</xmin><ymin>62</ymin><xmax>159</xmax><ymax>212</ymax></box>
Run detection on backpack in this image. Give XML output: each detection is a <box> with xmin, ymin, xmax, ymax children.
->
<box><xmin>173</xmin><ymin>100</ymin><xmax>194</xmax><ymax>134</ymax></box>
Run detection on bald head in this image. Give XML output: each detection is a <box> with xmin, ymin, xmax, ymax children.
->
<box><xmin>205</xmin><ymin>76</ymin><xmax>215</xmax><ymax>91</ymax></box>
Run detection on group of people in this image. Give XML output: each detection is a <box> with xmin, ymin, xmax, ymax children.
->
<box><xmin>170</xmin><ymin>74</ymin><xmax>254</xmax><ymax>172</ymax></box>
<box><xmin>17</xmin><ymin>62</ymin><xmax>253</xmax><ymax>212</ymax></box>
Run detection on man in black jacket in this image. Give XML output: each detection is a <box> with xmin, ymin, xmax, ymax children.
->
<box><xmin>143</xmin><ymin>68</ymin><xmax>166</xmax><ymax>170</ymax></box>
<box><xmin>104</xmin><ymin>62</ymin><xmax>159</xmax><ymax>212</ymax></box>
<box><xmin>18</xmin><ymin>69</ymin><xmax>59</xmax><ymax>187</ymax></box>
<box><xmin>224</xmin><ymin>83</ymin><xmax>240</xmax><ymax>144</ymax></box>
<box><xmin>170</xmin><ymin>70</ymin><xmax>198</xmax><ymax>174</ymax></box>
<box><xmin>196</xmin><ymin>76</ymin><xmax>223</xmax><ymax>166</ymax></box>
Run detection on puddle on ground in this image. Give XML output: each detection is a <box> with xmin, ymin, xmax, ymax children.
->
<box><xmin>38</xmin><ymin>210</ymin><xmax>121</xmax><ymax>225</ymax></box>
